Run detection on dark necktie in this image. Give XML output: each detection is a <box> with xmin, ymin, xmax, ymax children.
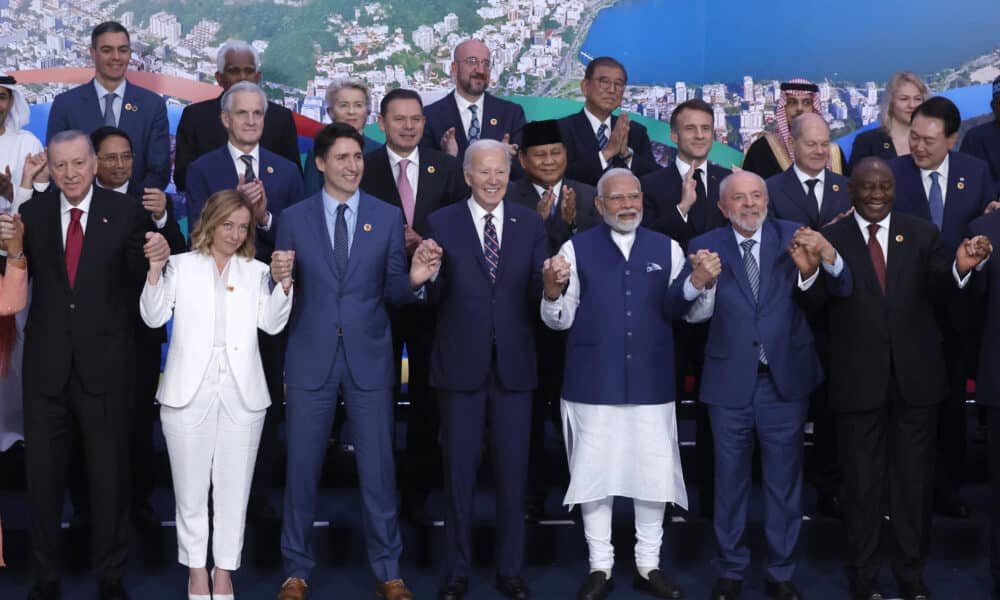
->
<box><xmin>868</xmin><ymin>222</ymin><xmax>886</xmax><ymax>294</ymax></box>
<box><xmin>545</xmin><ymin>186</ymin><xmax>557</xmax><ymax>219</ymax></box>
<box><xmin>805</xmin><ymin>178</ymin><xmax>821</xmax><ymax>223</ymax></box>
<box><xmin>596</xmin><ymin>123</ymin><xmax>609</xmax><ymax>151</ymax></box>
<box><xmin>103</xmin><ymin>92</ymin><xmax>117</xmax><ymax>127</ymax></box>
<box><xmin>66</xmin><ymin>208</ymin><xmax>84</xmax><ymax>288</ymax></box>
<box><xmin>483</xmin><ymin>214</ymin><xmax>499</xmax><ymax>284</ymax></box>
<box><xmin>334</xmin><ymin>203</ymin><xmax>348</xmax><ymax>279</ymax></box>
<box><xmin>928</xmin><ymin>171</ymin><xmax>943</xmax><ymax>229</ymax></box>
<box><xmin>693</xmin><ymin>168</ymin><xmax>707</xmax><ymax>206</ymax></box>
<box><xmin>467</xmin><ymin>105</ymin><xmax>481</xmax><ymax>142</ymax></box>
<box><xmin>741</xmin><ymin>238</ymin><xmax>767</xmax><ymax>364</ymax></box>
<box><xmin>240</xmin><ymin>155</ymin><xmax>256</xmax><ymax>183</ymax></box>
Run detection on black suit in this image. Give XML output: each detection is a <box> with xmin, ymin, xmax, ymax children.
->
<box><xmin>173</xmin><ymin>96</ymin><xmax>301</xmax><ymax>191</ymax></box>
<box><xmin>848</xmin><ymin>129</ymin><xmax>897</xmax><ymax>174</ymax></box>
<box><xmin>641</xmin><ymin>161</ymin><xmax>728</xmax><ymax>251</ymax></box>
<box><xmin>821</xmin><ymin>212</ymin><xmax>956</xmax><ymax>591</ymax></box>
<box><xmin>505</xmin><ymin>177</ymin><xmax>598</xmax><ymax>253</ymax></box>
<box><xmin>558</xmin><ymin>110</ymin><xmax>659</xmax><ymax>186</ymax></box>
<box><xmin>21</xmin><ymin>186</ymin><xmax>150</xmax><ymax>584</ymax></box>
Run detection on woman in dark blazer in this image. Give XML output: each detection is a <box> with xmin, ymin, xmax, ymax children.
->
<box><xmin>849</xmin><ymin>71</ymin><xmax>929</xmax><ymax>173</ymax></box>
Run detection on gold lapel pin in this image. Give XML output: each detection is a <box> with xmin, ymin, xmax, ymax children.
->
<box><xmin>489</xmin><ymin>118</ymin><xmax>498</xmax><ymax>126</ymax></box>
<box><xmin>266</xmin><ymin>166</ymin><xmax>274</xmax><ymax>174</ymax></box>
<box><xmin>124</xmin><ymin>103</ymin><xmax>137</xmax><ymax>112</ymax></box>
<box><xmin>883</xmin><ymin>142</ymin><xmax>891</xmax><ymax>149</ymax></box>
<box><xmin>957</xmin><ymin>178</ymin><xmax>965</xmax><ymax>190</ymax></box>
<box><xmin>363</xmin><ymin>223</ymin><xmax>372</xmax><ymax>232</ymax></box>
<box><xmin>895</xmin><ymin>234</ymin><xmax>904</xmax><ymax>243</ymax></box>
<box><xmin>832</xmin><ymin>184</ymin><xmax>840</xmax><ymax>192</ymax></box>
<box><xmin>101</xmin><ymin>217</ymin><xmax>108</xmax><ymax>223</ymax></box>
<box><xmin>427</xmin><ymin>165</ymin><xmax>436</xmax><ymax>174</ymax></box>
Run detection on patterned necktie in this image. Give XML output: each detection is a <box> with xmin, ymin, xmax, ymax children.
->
<box><xmin>467</xmin><ymin>105</ymin><xmax>481</xmax><ymax>142</ymax></box>
<box><xmin>103</xmin><ymin>92</ymin><xmax>117</xmax><ymax>127</ymax></box>
<box><xmin>741</xmin><ymin>238</ymin><xmax>767</xmax><ymax>364</ymax></box>
<box><xmin>334</xmin><ymin>203</ymin><xmax>348</xmax><ymax>279</ymax></box>
<box><xmin>805</xmin><ymin>178</ymin><xmax>821</xmax><ymax>222</ymax></box>
<box><xmin>868</xmin><ymin>222</ymin><xmax>887</xmax><ymax>294</ymax></box>
<box><xmin>66</xmin><ymin>208</ymin><xmax>84</xmax><ymax>288</ymax></box>
<box><xmin>928</xmin><ymin>171</ymin><xmax>944</xmax><ymax>229</ymax></box>
<box><xmin>596</xmin><ymin>123</ymin><xmax>609</xmax><ymax>151</ymax></box>
<box><xmin>483</xmin><ymin>213</ymin><xmax>499</xmax><ymax>284</ymax></box>
<box><xmin>396</xmin><ymin>158</ymin><xmax>416</xmax><ymax>226</ymax></box>
<box><xmin>240</xmin><ymin>155</ymin><xmax>256</xmax><ymax>183</ymax></box>
<box><xmin>545</xmin><ymin>186</ymin><xmax>557</xmax><ymax>219</ymax></box>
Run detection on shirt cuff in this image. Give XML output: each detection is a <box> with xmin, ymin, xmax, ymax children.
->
<box><xmin>257</xmin><ymin>211</ymin><xmax>273</xmax><ymax>231</ymax></box>
<box><xmin>953</xmin><ymin>260</ymin><xmax>976</xmax><ymax>288</ymax></box>
<box><xmin>152</xmin><ymin>212</ymin><xmax>168</xmax><ymax>229</ymax></box>
<box><xmin>682</xmin><ymin>275</ymin><xmax>702</xmax><ymax>300</ymax></box>
<box><xmin>676</xmin><ymin>205</ymin><xmax>689</xmax><ymax>223</ymax></box>
<box><xmin>822</xmin><ymin>253</ymin><xmax>844</xmax><ymax>277</ymax></box>
<box><xmin>798</xmin><ymin>268</ymin><xmax>820</xmax><ymax>290</ymax></box>
<box><xmin>32</xmin><ymin>181</ymin><xmax>49</xmax><ymax>193</ymax></box>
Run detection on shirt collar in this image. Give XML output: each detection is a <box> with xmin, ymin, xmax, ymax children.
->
<box><xmin>919</xmin><ymin>152</ymin><xmax>950</xmax><ymax>185</ymax></box>
<box><xmin>60</xmin><ymin>185</ymin><xmax>94</xmax><ymax>215</ymax></box>
<box><xmin>583</xmin><ymin>107</ymin><xmax>612</xmax><ymax>133</ymax></box>
<box><xmin>853</xmin><ymin>208</ymin><xmax>891</xmax><ymax>232</ymax></box>
<box><xmin>531</xmin><ymin>179</ymin><xmax>563</xmax><ymax>200</ymax></box>
<box><xmin>322</xmin><ymin>187</ymin><xmax>360</xmax><ymax>217</ymax></box>
<box><xmin>93</xmin><ymin>78</ymin><xmax>126</xmax><ymax>100</ymax></box>
<box><xmin>792</xmin><ymin>164</ymin><xmax>825</xmax><ymax>187</ymax></box>
<box><xmin>95</xmin><ymin>178</ymin><xmax>129</xmax><ymax>195</ymax></box>
<box><xmin>609</xmin><ymin>227</ymin><xmax>636</xmax><ymax>247</ymax></box>
<box><xmin>467</xmin><ymin>196</ymin><xmax>504</xmax><ymax>224</ymax></box>
<box><xmin>386</xmin><ymin>145</ymin><xmax>419</xmax><ymax>169</ymax></box>
<box><xmin>675</xmin><ymin>157</ymin><xmax>705</xmax><ymax>179</ymax></box>
<box><xmin>228</xmin><ymin>142</ymin><xmax>260</xmax><ymax>166</ymax></box>
<box><xmin>454</xmin><ymin>91</ymin><xmax>484</xmax><ymax>115</ymax></box>
<box><xmin>732</xmin><ymin>224</ymin><xmax>763</xmax><ymax>248</ymax></box>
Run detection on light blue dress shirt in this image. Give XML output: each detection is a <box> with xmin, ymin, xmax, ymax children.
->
<box><xmin>323</xmin><ymin>188</ymin><xmax>360</xmax><ymax>256</ymax></box>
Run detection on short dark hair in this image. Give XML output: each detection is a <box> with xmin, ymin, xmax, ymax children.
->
<box><xmin>584</xmin><ymin>57</ymin><xmax>627</xmax><ymax>83</ymax></box>
<box><xmin>314</xmin><ymin>122</ymin><xmax>364</xmax><ymax>160</ymax></box>
<box><xmin>380</xmin><ymin>88</ymin><xmax>423</xmax><ymax>117</ymax></box>
<box><xmin>90</xmin><ymin>126</ymin><xmax>132</xmax><ymax>154</ymax></box>
<box><xmin>91</xmin><ymin>21</ymin><xmax>130</xmax><ymax>48</ymax></box>
<box><xmin>670</xmin><ymin>99</ymin><xmax>713</xmax><ymax>130</ymax></box>
<box><xmin>911</xmin><ymin>96</ymin><xmax>961</xmax><ymax>137</ymax></box>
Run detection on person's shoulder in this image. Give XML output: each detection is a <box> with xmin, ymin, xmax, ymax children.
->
<box><xmin>485</xmin><ymin>92</ymin><xmax>522</xmax><ymax>112</ymax></box>
<box><xmin>827</xmin><ymin>169</ymin><xmax>850</xmax><ymax>186</ymax></box>
<box><xmin>423</xmin><ymin>92</ymin><xmax>454</xmax><ymax>115</ymax></box>
<box><xmin>949</xmin><ymin>149</ymin><xmax>989</xmax><ymax>174</ymax></box>
<box><xmin>853</xmin><ymin>128</ymin><xmax>887</xmax><ymax>145</ymax></box>
<box><xmin>259</xmin><ymin>148</ymin><xmax>299</xmax><ymax>173</ymax></box>
<box><xmin>189</xmin><ymin>146</ymin><xmax>228</xmax><ymax>170</ymax></box>
<box><xmin>893</xmin><ymin>211</ymin><xmax>938</xmax><ymax>238</ymax></box>
<box><xmin>690</xmin><ymin>225</ymin><xmax>727</xmax><ymax>249</ymax></box>
<box><xmin>125</xmin><ymin>81</ymin><xmax>163</xmax><ymax>102</ymax></box>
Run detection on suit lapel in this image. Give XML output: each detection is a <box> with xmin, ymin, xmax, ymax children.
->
<box><xmin>901</xmin><ymin>159</ymin><xmax>931</xmax><ymax>220</ymax></box>
<box><xmin>308</xmin><ymin>195</ymin><xmax>339</xmax><ymax>281</ymax></box>
<box><xmin>782</xmin><ymin>170</ymin><xmax>819</xmax><ymax>226</ymax></box>
<box><xmin>448</xmin><ymin>92</ymin><xmax>471</xmax><ymax>151</ymax></box>
<box><xmin>44</xmin><ymin>194</ymin><xmax>72</xmax><ymax>291</ymax></box>
<box><xmin>838</xmin><ymin>218</ymin><xmax>884</xmax><ymax>299</ymax></box>
<box><xmin>461</xmin><ymin>203</ymin><xmax>493</xmax><ymax>282</ymax></box>
<box><xmin>82</xmin><ymin>80</ymin><xmax>103</xmax><ymax>125</ymax></box>
<box><xmin>757</xmin><ymin>221</ymin><xmax>779</xmax><ymax>305</ymax></box>
<box><xmin>818</xmin><ymin>172</ymin><xmax>841</xmax><ymax>226</ymax></box>
<box><xmin>719</xmin><ymin>229</ymin><xmax>756</xmax><ymax>307</ymax></box>
<box><xmin>885</xmin><ymin>216</ymin><xmax>908</xmax><ymax>299</ymax></box>
<box><xmin>75</xmin><ymin>190</ymin><xmax>114</xmax><ymax>292</ymax></box>
<box><xmin>413</xmin><ymin>153</ymin><xmax>439</xmax><ymax>227</ymax></box>
<box><xmin>345</xmin><ymin>194</ymin><xmax>372</xmax><ymax>282</ymax></box>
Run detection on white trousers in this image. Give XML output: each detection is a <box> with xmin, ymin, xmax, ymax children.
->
<box><xmin>160</xmin><ymin>349</ymin><xmax>264</xmax><ymax>570</ymax></box>
<box><xmin>580</xmin><ymin>497</ymin><xmax>666</xmax><ymax>571</ymax></box>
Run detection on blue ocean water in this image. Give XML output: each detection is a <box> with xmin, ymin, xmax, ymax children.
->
<box><xmin>580</xmin><ymin>0</ymin><xmax>1000</xmax><ymax>85</ymax></box>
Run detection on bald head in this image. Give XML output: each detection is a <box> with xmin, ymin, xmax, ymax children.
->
<box><xmin>790</xmin><ymin>112</ymin><xmax>831</xmax><ymax>176</ymax></box>
<box><xmin>451</xmin><ymin>39</ymin><xmax>491</xmax><ymax>101</ymax></box>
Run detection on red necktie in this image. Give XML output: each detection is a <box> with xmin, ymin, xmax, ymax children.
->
<box><xmin>867</xmin><ymin>222</ymin><xmax>886</xmax><ymax>294</ymax></box>
<box><xmin>66</xmin><ymin>208</ymin><xmax>83</xmax><ymax>288</ymax></box>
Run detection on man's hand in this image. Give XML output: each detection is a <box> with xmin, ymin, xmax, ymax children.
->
<box><xmin>410</xmin><ymin>238</ymin><xmax>443</xmax><ymax>288</ymax></box>
<box><xmin>792</xmin><ymin>227</ymin><xmax>837</xmax><ymax>265</ymax></box>
<box><xmin>823</xmin><ymin>206</ymin><xmax>854</xmax><ymax>227</ymax></box>
<box><xmin>985</xmin><ymin>200</ymin><xmax>1000</xmax><ymax>215</ymax></box>
<box><xmin>141</xmin><ymin>188</ymin><xmax>168</xmax><ymax>221</ymax></box>
<box><xmin>536</xmin><ymin>187</ymin><xmax>555</xmax><ymax>221</ymax></box>
<box><xmin>689</xmin><ymin>250</ymin><xmax>721</xmax><ymax>290</ymax></box>
<box><xmin>956</xmin><ymin>234</ymin><xmax>992</xmax><ymax>274</ymax></box>
<box><xmin>542</xmin><ymin>254</ymin><xmax>571</xmax><ymax>300</ymax></box>
<box><xmin>788</xmin><ymin>234</ymin><xmax>821</xmax><ymax>278</ymax></box>
<box><xmin>440</xmin><ymin>127</ymin><xmax>459</xmax><ymax>157</ymax></box>
<box><xmin>271</xmin><ymin>249</ymin><xmax>296</xmax><ymax>292</ymax></box>
<box><xmin>0</xmin><ymin>166</ymin><xmax>13</xmax><ymax>201</ymax></box>
<box><xmin>603</xmin><ymin>112</ymin><xmax>630</xmax><ymax>161</ymax></box>
<box><xmin>237</xmin><ymin>176</ymin><xmax>269</xmax><ymax>226</ymax></box>
<box><xmin>144</xmin><ymin>231</ymin><xmax>170</xmax><ymax>274</ymax></box>
<box><xmin>561</xmin><ymin>185</ymin><xmax>577</xmax><ymax>226</ymax></box>
<box><xmin>500</xmin><ymin>133</ymin><xmax>518</xmax><ymax>156</ymax></box>
<box><xmin>403</xmin><ymin>224</ymin><xmax>423</xmax><ymax>256</ymax></box>
<box><xmin>22</xmin><ymin>151</ymin><xmax>48</xmax><ymax>188</ymax></box>
<box><xmin>0</xmin><ymin>213</ymin><xmax>24</xmax><ymax>256</ymax></box>
<box><xmin>677</xmin><ymin>163</ymin><xmax>700</xmax><ymax>217</ymax></box>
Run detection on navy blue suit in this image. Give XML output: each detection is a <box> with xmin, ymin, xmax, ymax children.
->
<box><xmin>766</xmin><ymin>168</ymin><xmax>852</xmax><ymax>230</ymax></box>
<box><xmin>424</xmin><ymin>199</ymin><xmax>547</xmax><ymax>582</ymax></box>
<box><xmin>961</xmin><ymin>120</ymin><xmax>1000</xmax><ymax>199</ymax></box>
<box><xmin>683</xmin><ymin>218</ymin><xmax>834</xmax><ymax>582</ymax></box>
<box><xmin>558</xmin><ymin>110</ymin><xmax>659</xmax><ymax>186</ymax></box>
<box><xmin>420</xmin><ymin>91</ymin><xmax>526</xmax><ymax>165</ymax></box>
<box><xmin>277</xmin><ymin>191</ymin><xmax>416</xmax><ymax>582</ymax></box>
<box><xmin>46</xmin><ymin>79</ymin><xmax>170</xmax><ymax>190</ymax></box>
<box><xmin>641</xmin><ymin>162</ymin><xmax>729</xmax><ymax>251</ymax></box>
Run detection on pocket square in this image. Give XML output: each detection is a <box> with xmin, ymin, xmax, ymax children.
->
<box><xmin>646</xmin><ymin>262</ymin><xmax>662</xmax><ymax>273</ymax></box>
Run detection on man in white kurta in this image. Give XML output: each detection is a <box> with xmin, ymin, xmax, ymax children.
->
<box><xmin>540</xmin><ymin>168</ymin><xmax>720</xmax><ymax>600</ymax></box>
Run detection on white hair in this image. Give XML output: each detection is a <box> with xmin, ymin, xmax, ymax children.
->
<box><xmin>325</xmin><ymin>77</ymin><xmax>371</xmax><ymax>107</ymax></box>
<box><xmin>220</xmin><ymin>81</ymin><xmax>268</xmax><ymax>114</ymax></box>
<box><xmin>719</xmin><ymin>170</ymin><xmax>767</xmax><ymax>200</ymax></box>
<box><xmin>463</xmin><ymin>139</ymin><xmax>511</xmax><ymax>171</ymax></box>
<box><xmin>596</xmin><ymin>167</ymin><xmax>639</xmax><ymax>197</ymax></box>
<box><xmin>216</xmin><ymin>40</ymin><xmax>260</xmax><ymax>74</ymax></box>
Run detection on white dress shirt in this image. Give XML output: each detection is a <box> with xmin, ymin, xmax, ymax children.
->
<box><xmin>920</xmin><ymin>152</ymin><xmax>950</xmax><ymax>206</ymax></box>
<box><xmin>386</xmin><ymin>145</ymin><xmax>420</xmax><ymax>199</ymax></box>
<box><xmin>468</xmin><ymin>197</ymin><xmax>504</xmax><ymax>248</ymax></box>
<box><xmin>60</xmin><ymin>187</ymin><xmax>93</xmax><ymax>248</ymax></box>
<box><xmin>94</xmin><ymin>79</ymin><xmax>127</xmax><ymax>126</ymax></box>
<box><xmin>584</xmin><ymin>107</ymin><xmax>633</xmax><ymax>170</ymax></box>
<box><xmin>454</xmin><ymin>92</ymin><xmax>485</xmax><ymax>140</ymax></box>
<box><xmin>227</xmin><ymin>142</ymin><xmax>272</xmax><ymax>230</ymax></box>
<box><xmin>792</xmin><ymin>164</ymin><xmax>825</xmax><ymax>211</ymax></box>
<box><xmin>674</xmin><ymin>157</ymin><xmax>707</xmax><ymax>222</ymax></box>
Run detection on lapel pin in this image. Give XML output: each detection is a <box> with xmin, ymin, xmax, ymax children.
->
<box><xmin>101</xmin><ymin>217</ymin><xmax>108</xmax><ymax>223</ymax></box>
<box><xmin>266</xmin><ymin>166</ymin><xmax>274</xmax><ymax>174</ymax></box>
<box><xmin>832</xmin><ymin>184</ymin><xmax>840</xmax><ymax>192</ymax></box>
<box><xmin>895</xmin><ymin>234</ymin><xmax>904</xmax><ymax>243</ymax></box>
<box><xmin>510</xmin><ymin>217</ymin><xmax>517</xmax><ymax>222</ymax></box>
<box><xmin>489</xmin><ymin>118</ymin><xmax>498</xmax><ymax>126</ymax></box>
<box><xmin>883</xmin><ymin>142</ymin><xmax>891</xmax><ymax>150</ymax></box>
<box><xmin>427</xmin><ymin>165</ymin><xmax>436</xmax><ymax>174</ymax></box>
<box><xmin>124</xmin><ymin>102</ymin><xmax>137</xmax><ymax>112</ymax></box>
<box><xmin>226</xmin><ymin>285</ymin><xmax>235</xmax><ymax>292</ymax></box>
<box><xmin>363</xmin><ymin>223</ymin><xmax>372</xmax><ymax>232</ymax></box>
<box><xmin>957</xmin><ymin>177</ymin><xmax>965</xmax><ymax>190</ymax></box>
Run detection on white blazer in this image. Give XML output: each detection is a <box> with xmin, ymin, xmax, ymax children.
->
<box><xmin>140</xmin><ymin>251</ymin><xmax>293</xmax><ymax>412</ymax></box>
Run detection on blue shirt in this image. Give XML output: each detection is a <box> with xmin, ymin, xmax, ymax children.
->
<box><xmin>323</xmin><ymin>188</ymin><xmax>360</xmax><ymax>256</ymax></box>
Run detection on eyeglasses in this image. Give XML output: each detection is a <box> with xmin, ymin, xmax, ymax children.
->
<box><xmin>461</xmin><ymin>57</ymin><xmax>492</xmax><ymax>70</ymax></box>
<box><xmin>98</xmin><ymin>152</ymin><xmax>133</xmax><ymax>165</ymax></box>
<box><xmin>603</xmin><ymin>192</ymin><xmax>641</xmax><ymax>204</ymax></box>
<box><xmin>593</xmin><ymin>77</ymin><xmax>626</xmax><ymax>91</ymax></box>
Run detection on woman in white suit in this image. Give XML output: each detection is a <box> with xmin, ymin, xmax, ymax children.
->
<box><xmin>141</xmin><ymin>189</ymin><xmax>295</xmax><ymax>600</ymax></box>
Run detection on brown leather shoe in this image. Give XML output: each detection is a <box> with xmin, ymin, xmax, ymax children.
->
<box><xmin>278</xmin><ymin>577</ymin><xmax>308</xmax><ymax>600</ymax></box>
<box><xmin>376</xmin><ymin>579</ymin><xmax>414</xmax><ymax>600</ymax></box>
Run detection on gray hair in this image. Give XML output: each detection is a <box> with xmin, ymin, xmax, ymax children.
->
<box><xmin>216</xmin><ymin>40</ymin><xmax>260</xmax><ymax>74</ymax></box>
<box><xmin>719</xmin><ymin>170</ymin><xmax>767</xmax><ymax>200</ymax></box>
<box><xmin>221</xmin><ymin>81</ymin><xmax>268</xmax><ymax>114</ymax></box>
<box><xmin>463</xmin><ymin>139</ymin><xmax>511</xmax><ymax>171</ymax></box>
<box><xmin>789</xmin><ymin>112</ymin><xmax>829</xmax><ymax>140</ymax></box>
<box><xmin>596</xmin><ymin>167</ymin><xmax>639</xmax><ymax>197</ymax></box>
<box><xmin>325</xmin><ymin>77</ymin><xmax>371</xmax><ymax>107</ymax></box>
<box><xmin>49</xmin><ymin>129</ymin><xmax>95</xmax><ymax>156</ymax></box>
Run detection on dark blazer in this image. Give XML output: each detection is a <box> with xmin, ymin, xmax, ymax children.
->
<box><xmin>558</xmin><ymin>110</ymin><xmax>659</xmax><ymax>186</ymax></box>
<box><xmin>848</xmin><ymin>128</ymin><xmax>897</xmax><ymax>174</ymax></box>
<box><xmin>173</xmin><ymin>96</ymin><xmax>302</xmax><ymax>192</ymax></box>
<box><xmin>821</xmin><ymin>213</ymin><xmax>956</xmax><ymax>412</ymax></box>
<box><xmin>766</xmin><ymin>168</ymin><xmax>852</xmax><ymax>229</ymax></box>
<box><xmin>303</xmin><ymin>134</ymin><xmax>380</xmax><ymax>197</ymax></box>
<box><xmin>504</xmin><ymin>177</ymin><xmax>598</xmax><ymax>253</ymax></box>
<box><xmin>425</xmin><ymin>200</ymin><xmax>547</xmax><ymax>392</ymax></box>
<box><xmin>968</xmin><ymin>210</ymin><xmax>1000</xmax><ymax>406</ymax></box>
<box><xmin>890</xmin><ymin>152</ymin><xmax>993</xmax><ymax>251</ymax></box>
<box><xmin>46</xmin><ymin>79</ymin><xmax>170</xmax><ymax>190</ymax></box>
<box><xmin>960</xmin><ymin>120</ymin><xmax>1000</xmax><ymax>199</ymax></box>
<box><xmin>420</xmin><ymin>91</ymin><xmax>526</xmax><ymax>164</ymax></box>
<box><xmin>641</xmin><ymin>161</ymin><xmax>729</xmax><ymax>250</ymax></box>
<box><xmin>360</xmin><ymin>145</ymin><xmax>468</xmax><ymax>237</ymax></box>
<box><xmin>185</xmin><ymin>146</ymin><xmax>304</xmax><ymax>262</ymax></box>
<box><xmin>20</xmin><ymin>186</ymin><xmax>149</xmax><ymax>395</ymax></box>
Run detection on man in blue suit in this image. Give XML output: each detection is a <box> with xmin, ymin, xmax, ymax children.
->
<box><xmin>889</xmin><ymin>96</ymin><xmax>993</xmax><ymax>519</ymax></box>
<box><xmin>420</xmin><ymin>39</ymin><xmax>526</xmax><ymax>169</ymax></box>
<box><xmin>420</xmin><ymin>139</ymin><xmax>547</xmax><ymax>600</ymax></box>
<box><xmin>275</xmin><ymin>123</ymin><xmax>438</xmax><ymax>600</ymax></box>
<box><xmin>46</xmin><ymin>21</ymin><xmax>170</xmax><ymax>190</ymax></box>
<box><xmin>960</xmin><ymin>75</ymin><xmax>1000</xmax><ymax>201</ymax></box>
<box><xmin>685</xmin><ymin>171</ymin><xmax>843</xmax><ymax>600</ymax></box>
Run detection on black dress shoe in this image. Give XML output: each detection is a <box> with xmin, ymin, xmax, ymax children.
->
<box><xmin>577</xmin><ymin>572</ymin><xmax>614</xmax><ymax>600</ymax></box>
<box><xmin>633</xmin><ymin>569</ymin><xmax>682</xmax><ymax>598</ymax></box>
<box><xmin>26</xmin><ymin>580</ymin><xmax>60</xmax><ymax>600</ymax></box>
<box><xmin>496</xmin><ymin>575</ymin><xmax>531</xmax><ymax>599</ymax></box>
<box><xmin>438</xmin><ymin>577</ymin><xmax>468</xmax><ymax>600</ymax></box>
<box><xmin>709</xmin><ymin>578</ymin><xmax>742</xmax><ymax>600</ymax></box>
<box><xmin>814</xmin><ymin>494</ymin><xmax>843</xmax><ymax>519</ymax></box>
<box><xmin>933</xmin><ymin>492</ymin><xmax>969</xmax><ymax>519</ymax></box>
<box><xmin>98</xmin><ymin>579</ymin><xmax>129</xmax><ymax>600</ymax></box>
<box><xmin>765</xmin><ymin>580</ymin><xmax>802</xmax><ymax>600</ymax></box>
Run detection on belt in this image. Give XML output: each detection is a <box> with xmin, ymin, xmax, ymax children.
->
<box><xmin>757</xmin><ymin>362</ymin><xmax>770</xmax><ymax>375</ymax></box>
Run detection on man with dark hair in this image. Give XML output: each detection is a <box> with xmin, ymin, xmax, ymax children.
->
<box><xmin>558</xmin><ymin>57</ymin><xmax>659</xmax><ymax>186</ymax></box>
<box><xmin>174</xmin><ymin>39</ymin><xmax>301</xmax><ymax>192</ymax></box>
<box><xmin>46</xmin><ymin>21</ymin><xmax>170</xmax><ymax>190</ymax></box>
<box><xmin>959</xmin><ymin>75</ymin><xmax>1000</xmax><ymax>201</ymax></box>
<box><xmin>360</xmin><ymin>86</ymin><xmax>466</xmax><ymax>522</ymax></box>
<box><xmin>890</xmin><ymin>95</ymin><xmax>993</xmax><ymax>519</ymax></box>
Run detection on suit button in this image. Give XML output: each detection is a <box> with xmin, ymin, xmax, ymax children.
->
<box><xmin>626</xmin><ymin>311</ymin><xmax>632</xmax><ymax>317</ymax></box>
<box><xmin>626</xmin><ymin>354</ymin><xmax>632</xmax><ymax>360</ymax></box>
<box><xmin>625</xmin><ymin>290</ymin><xmax>631</xmax><ymax>296</ymax></box>
<box><xmin>627</xmin><ymin>331</ymin><xmax>632</xmax><ymax>337</ymax></box>
<box><xmin>625</xmin><ymin>269</ymin><xmax>631</xmax><ymax>275</ymax></box>
<box><xmin>491</xmin><ymin>298</ymin><xmax>496</xmax><ymax>304</ymax></box>
<box><xmin>69</xmin><ymin>303</ymin><xmax>75</xmax><ymax>309</ymax></box>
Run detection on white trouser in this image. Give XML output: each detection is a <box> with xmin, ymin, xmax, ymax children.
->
<box><xmin>580</xmin><ymin>497</ymin><xmax>666</xmax><ymax>571</ymax></box>
<box><xmin>160</xmin><ymin>348</ymin><xmax>265</xmax><ymax>570</ymax></box>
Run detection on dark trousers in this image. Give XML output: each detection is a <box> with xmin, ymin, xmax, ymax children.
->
<box><xmin>808</xmin><ymin>383</ymin><xmax>841</xmax><ymax>499</ymax></box>
<box><xmin>249</xmin><ymin>330</ymin><xmax>286</xmax><ymax>509</ymax></box>
<box><xmin>988</xmin><ymin>407</ymin><xmax>1000</xmax><ymax>585</ymax></box>
<box><xmin>837</xmin><ymin>374</ymin><xmax>937</xmax><ymax>590</ymax></box>
<box><xmin>675</xmin><ymin>321</ymin><xmax>713</xmax><ymax>515</ymax></box>
<box><xmin>129</xmin><ymin>328</ymin><xmax>161</xmax><ymax>507</ymax></box>
<box><xmin>526</xmin><ymin>326</ymin><xmax>566</xmax><ymax>510</ymax></box>
<box><xmin>934</xmin><ymin>330</ymin><xmax>972</xmax><ymax>498</ymax></box>
<box><xmin>24</xmin><ymin>365</ymin><xmax>130</xmax><ymax>582</ymax></box>
<box><xmin>438</xmin><ymin>368</ymin><xmax>532</xmax><ymax>581</ymax></box>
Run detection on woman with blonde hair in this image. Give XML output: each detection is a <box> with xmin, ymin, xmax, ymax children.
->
<box><xmin>849</xmin><ymin>70</ymin><xmax>930</xmax><ymax>172</ymax></box>
<box><xmin>141</xmin><ymin>189</ymin><xmax>294</xmax><ymax>600</ymax></box>
<box><xmin>303</xmin><ymin>77</ymin><xmax>379</xmax><ymax>195</ymax></box>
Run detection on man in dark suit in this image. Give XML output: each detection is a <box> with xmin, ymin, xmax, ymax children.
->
<box><xmin>558</xmin><ymin>56</ymin><xmax>659</xmax><ymax>187</ymax></box>
<box><xmin>960</xmin><ymin>75</ymin><xmax>1000</xmax><ymax>200</ymax></box>
<box><xmin>186</xmin><ymin>81</ymin><xmax>304</xmax><ymax>523</ymax></box>
<box><xmin>420</xmin><ymin>39</ymin><xmax>526</xmax><ymax>169</ymax></box>
<box><xmin>46</xmin><ymin>22</ymin><xmax>170</xmax><ymax>190</ymax></box>
<box><xmin>421</xmin><ymin>139</ymin><xmax>547</xmax><ymax>600</ymax></box>
<box><xmin>18</xmin><ymin>129</ymin><xmax>171</xmax><ymax>600</ymax></box>
<box><xmin>173</xmin><ymin>39</ymin><xmax>301</xmax><ymax>192</ymax></box>
<box><xmin>360</xmin><ymin>88</ymin><xmax>466</xmax><ymax>522</ymax></box>
<box><xmin>815</xmin><ymin>157</ymin><xmax>988</xmax><ymax>600</ymax></box>
<box><xmin>685</xmin><ymin>171</ymin><xmax>834</xmax><ymax>600</ymax></box>
<box><xmin>889</xmin><ymin>96</ymin><xmax>994</xmax><ymax>519</ymax></box>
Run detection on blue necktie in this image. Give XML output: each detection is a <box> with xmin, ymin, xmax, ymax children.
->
<box><xmin>741</xmin><ymin>238</ymin><xmax>767</xmax><ymax>364</ymax></box>
<box><xmin>103</xmin><ymin>92</ymin><xmax>117</xmax><ymax>126</ymax></box>
<box><xmin>483</xmin><ymin>214</ymin><xmax>499</xmax><ymax>284</ymax></box>
<box><xmin>334</xmin><ymin>203</ymin><xmax>348</xmax><ymax>279</ymax></box>
<box><xmin>468</xmin><ymin>105</ymin><xmax>481</xmax><ymax>142</ymax></box>
<box><xmin>928</xmin><ymin>171</ymin><xmax>944</xmax><ymax>229</ymax></box>
<box><xmin>596</xmin><ymin>123</ymin><xmax>609</xmax><ymax>151</ymax></box>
